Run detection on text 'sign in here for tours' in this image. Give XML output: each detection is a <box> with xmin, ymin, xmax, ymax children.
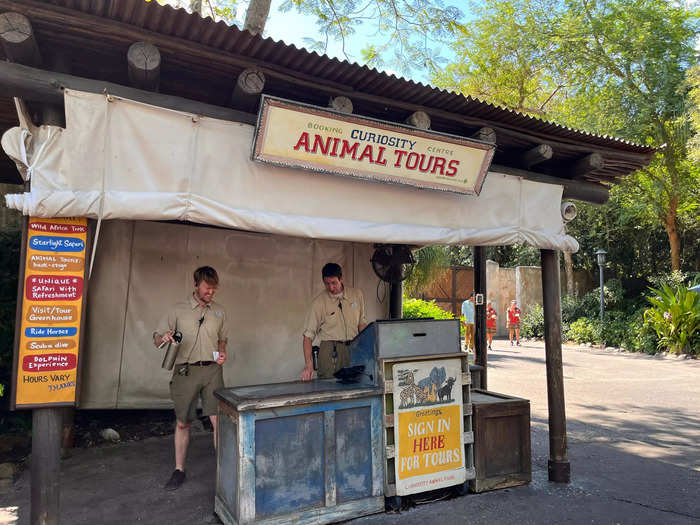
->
<box><xmin>393</xmin><ymin>358</ymin><xmax>466</xmax><ymax>495</ymax></box>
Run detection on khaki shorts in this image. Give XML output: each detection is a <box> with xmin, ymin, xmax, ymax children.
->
<box><xmin>317</xmin><ymin>340</ymin><xmax>351</xmax><ymax>379</ymax></box>
<box><xmin>169</xmin><ymin>363</ymin><xmax>224</xmax><ymax>423</ymax></box>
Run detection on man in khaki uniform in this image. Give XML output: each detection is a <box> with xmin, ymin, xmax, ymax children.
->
<box><xmin>153</xmin><ymin>266</ymin><xmax>228</xmax><ymax>490</ymax></box>
<box><xmin>300</xmin><ymin>263</ymin><xmax>367</xmax><ymax>381</ymax></box>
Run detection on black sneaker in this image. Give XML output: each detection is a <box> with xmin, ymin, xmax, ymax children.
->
<box><xmin>164</xmin><ymin>469</ymin><xmax>186</xmax><ymax>490</ymax></box>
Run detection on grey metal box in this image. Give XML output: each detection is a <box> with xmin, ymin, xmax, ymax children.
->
<box><xmin>375</xmin><ymin>319</ymin><xmax>460</xmax><ymax>358</ymax></box>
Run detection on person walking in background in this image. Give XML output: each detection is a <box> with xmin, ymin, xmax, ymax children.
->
<box><xmin>486</xmin><ymin>300</ymin><xmax>497</xmax><ymax>351</ymax></box>
<box><xmin>507</xmin><ymin>299</ymin><xmax>521</xmax><ymax>346</ymax></box>
<box><xmin>461</xmin><ymin>292</ymin><xmax>475</xmax><ymax>352</ymax></box>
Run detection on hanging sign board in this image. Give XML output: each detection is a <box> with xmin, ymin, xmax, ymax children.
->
<box><xmin>252</xmin><ymin>96</ymin><xmax>495</xmax><ymax>195</ymax></box>
<box><xmin>13</xmin><ymin>217</ymin><xmax>88</xmax><ymax>408</ymax></box>
<box><xmin>392</xmin><ymin>358</ymin><xmax>466</xmax><ymax>495</ymax></box>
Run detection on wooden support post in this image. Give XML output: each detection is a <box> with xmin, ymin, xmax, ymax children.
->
<box><xmin>328</xmin><ymin>96</ymin><xmax>353</xmax><ymax>114</ymax></box>
<box><xmin>540</xmin><ymin>249</ymin><xmax>571</xmax><ymax>483</ymax></box>
<box><xmin>0</xmin><ymin>11</ymin><xmax>42</xmax><ymax>66</ymax></box>
<box><xmin>127</xmin><ymin>42</ymin><xmax>161</xmax><ymax>91</ymax></box>
<box><xmin>31</xmin><ymin>408</ymin><xmax>62</xmax><ymax>525</ymax></box>
<box><xmin>231</xmin><ymin>68</ymin><xmax>265</xmax><ymax>113</ymax></box>
<box><xmin>520</xmin><ymin>144</ymin><xmax>553</xmax><ymax>169</ymax></box>
<box><xmin>571</xmin><ymin>152</ymin><xmax>604</xmax><ymax>178</ymax></box>
<box><xmin>473</xmin><ymin>246</ymin><xmax>487</xmax><ymax>389</ymax></box>
<box><xmin>405</xmin><ymin>110</ymin><xmax>430</xmax><ymax>130</ymax></box>
<box><xmin>471</xmin><ymin>127</ymin><xmax>496</xmax><ymax>144</ymax></box>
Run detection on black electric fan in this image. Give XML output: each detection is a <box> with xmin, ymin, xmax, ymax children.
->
<box><xmin>370</xmin><ymin>245</ymin><xmax>415</xmax><ymax>283</ymax></box>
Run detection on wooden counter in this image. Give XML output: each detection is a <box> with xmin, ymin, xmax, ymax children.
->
<box><xmin>214</xmin><ymin>380</ymin><xmax>384</xmax><ymax>525</ymax></box>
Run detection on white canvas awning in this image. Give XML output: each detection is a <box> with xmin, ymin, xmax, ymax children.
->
<box><xmin>2</xmin><ymin>90</ymin><xmax>578</xmax><ymax>252</ymax></box>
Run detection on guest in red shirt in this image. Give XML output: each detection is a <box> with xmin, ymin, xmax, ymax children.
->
<box><xmin>507</xmin><ymin>299</ymin><xmax>521</xmax><ymax>346</ymax></box>
<box><xmin>486</xmin><ymin>300</ymin><xmax>497</xmax><ymax>351</ymax></box>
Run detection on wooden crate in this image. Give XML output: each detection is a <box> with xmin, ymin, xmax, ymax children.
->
<box><xmin>469</xmin><ymin>389</ymin><xmax>531</xmax><ymax>493</ymax></box>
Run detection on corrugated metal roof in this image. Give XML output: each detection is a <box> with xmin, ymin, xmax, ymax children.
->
<box><xmin>36</xmin><ymin>0</ymin><xmax>652</xmax><ymax>155</ymax></box>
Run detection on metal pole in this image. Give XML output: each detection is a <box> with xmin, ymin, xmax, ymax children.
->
<box><xmin>599</xmin><ymin>265</ymin><xmax>605</xmax><ymax>321</ymax></box>
<box><xmin>473</xmin><ymin>246</ymin><xmax>487</xmax><ymax>390</ymax></box>
<box><xmin>389</xmin><ymin>280</ymin><xmax>403</xmax><ymax>319</ymax></box>
<box><xmin>540</xmin><ymin>249</ymin><xmax>570</xmax><ymax>483</ymax></box>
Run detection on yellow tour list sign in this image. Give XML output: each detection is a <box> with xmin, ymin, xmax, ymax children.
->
<box><xmin>14</xmin><ymin>217</ymin><xmax>88</xmax><ymax>408</ymax></box>
<box><xmin>393</xmin><ymin>358</ymin><xmax>466</xmax><ymax>495</ymax></box>
<box><xmin>252</xmin><ymin>96</ymin><xmax>495</xmax><ymax>195</ymax></box>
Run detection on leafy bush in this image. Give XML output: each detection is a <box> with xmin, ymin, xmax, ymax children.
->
<box><xmin>648</xmin><ymin>270</ymin><xmax>700</xmax><ymax>290</ymax></box>
<box><xmin>402</xmin><ymin>297</ymin><xmax>455</xmax><ymax>320</ymax></box>
<box><xmin>595</xmin><ymin>313</ymin><xmax>631</xmax><ymax>348</ymax></box>
<box><xmin>643</xmin><ymin>282</ymin><xmax>700</xmax><ymax>355</ymax></box>
<box><xmin>521</xmin><ymin>303</ymin><xmax>544</xmax><ymax>338</ymax></box>
<box><xmin>565</xmin><ymin>318</ymin><xmax>595</xmax><ymax>343</ymax></box>
<box><xmin>623</xmin><ymin>313</ymin><xmax>658</xmax><ymax>354</ymax></box>
<box><xmin>402</xmin><ymin>297</ymin><xmax>464</xmax><ymax>337</ymax></box>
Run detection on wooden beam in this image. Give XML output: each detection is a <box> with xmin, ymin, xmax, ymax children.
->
<box><xmin>0</xmin><ymin>0</ymin><xmax>653</xmax><ymax>173</ymax></box>
<box><xmin>405</xmin><ymin>110</ymin><xmax>430</xmax><ymax>130</ymax></box>
<box><xmin>571</xmin><ymin>152</ymin><xmax>604</xmax><ymax>178</ymax></box>
<box><xmin>0</xmin><ymin>64</ymin><xmax>610</xmax><ymax>205</ymax></box>
<box><xmin>540</xmin><ymin>248</ymin><xmax>570</xmax><ymax>483</ymax></box>
<box><xmin>0</xmin><ymin>11</ymin><xmax>41</xmax><ymax>66</ymax></box>
<box><xmin>0</xmin><ymin>61</ymin><xmax>256</xmax><ymax>125</ymax></box>
<box><xmin>328</xmin><ymin>96</ymin><xmax>353</xmax><ymax>114</ymax></box>
<box><xmin>490</xmin><ymin>163</ymin><xmax>609</xmax><ymax>204</ymax></box>
<box><xmin>231</xmin><ymin>68</ymin><xmax>265</xmax><ymax>113</ymax></box>
<box><xmin>470</xmin><ymin>127</ymin><xmax>496</xmax><ymax>144</ymax></box>
<box><xmin>127</xmin><ymin>42</ymin><xmax>161</xmax><ymax>91</ymax></box>
<box><xmin>520</xmin><ymin>143</ymin><xmax>553</xmax><ymax>169</ymax></box>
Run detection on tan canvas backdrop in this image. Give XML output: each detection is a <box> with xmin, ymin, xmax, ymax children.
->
<box><xmin>79</xmin><ymin>220</ymin><xmax>387</xmax><ymax>409</ymax></box>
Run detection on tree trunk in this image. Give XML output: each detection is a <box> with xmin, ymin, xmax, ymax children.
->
<box><xmin>664</xmin><ymin>197</ymin><xmax>681</xmax><ymax>272</ymax></box>
<box><xmin>563</xmin><ymin>250</ymin><xmax>575</xmax><ymax>296</ymax></box>
<box><xmin>244</xmin><ymin>0</ymin><xmax>272</xmax><ymax>35</ymax></box>
<box><xmin>190</xmin><ymin>0</ymin><xmax>202</xmax><ymax>15</ymax></box>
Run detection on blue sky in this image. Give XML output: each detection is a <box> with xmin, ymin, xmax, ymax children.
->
<box><xmin>160</xmin><ymin>0</ymin><xmax>460</xmax><ymax>84</ymax></box>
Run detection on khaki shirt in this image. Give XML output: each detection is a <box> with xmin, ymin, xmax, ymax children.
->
<box><xmin>303</xmin><ymin>285</ymin><xmax>367</xmax><ymax>343</ymax></box>
<box><xmin>160</xmin><ymin>294</ymin><xmax>228</xmax><ymax>363</ymax></box>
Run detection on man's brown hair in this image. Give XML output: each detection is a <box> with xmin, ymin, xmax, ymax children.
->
<box><xmin>194</xmin><ymin>266</ymin><xmax>219</xmax><ymax>286</ymax></box>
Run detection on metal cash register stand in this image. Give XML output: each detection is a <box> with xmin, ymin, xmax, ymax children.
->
<box><xmin>213</xmin><ymin>318</ymin><xmax>474</xmax><ymax>524</ymax></box>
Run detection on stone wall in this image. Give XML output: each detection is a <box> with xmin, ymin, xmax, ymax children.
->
<box><xmin>423</xmin><ymin>259</ymin><xmax>593</xmax><ymax>337</ymax></box>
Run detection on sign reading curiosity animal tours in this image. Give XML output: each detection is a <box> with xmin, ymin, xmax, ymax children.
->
<box><xmin>392</xmin><ymin>359</ymin><xmax>466</xmax><ymax>495</ymax></box>
<box><xmin>13</xmin><ymin>217</ymin><xmax>88</xmax><ymax>408</ymax></box>
<box><xmin>252</xmin><ymin>96</ymin><xmax>495</xmax><ymax>195</ymax></box>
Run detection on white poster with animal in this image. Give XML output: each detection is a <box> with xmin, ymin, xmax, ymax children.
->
<box><xmin>392</xmin><ymin>358</ymin><xmax>466</xmax><ymax>495</ymax></box>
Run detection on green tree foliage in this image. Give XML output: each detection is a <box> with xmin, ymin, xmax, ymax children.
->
<box><xmin>155</xmin><ymin>0</ymin><xmax>464</xmax><ymax>74</ymax></box>
<box><xmin>644</xmin><ymin>282</ymin><xmax>700</xmax><ymax>354</ymax></box>
<box><xmin>433</xmin><ymin>0</ymin><xmax>700</xmax><ymax>273</ymax></box>
<box><xmin>403</xmin><ymin>246</ymin><xmax>450</xmax><ymax>298</ymax></box>
<box><xmin>280</xmin><ymin>0</ymin><xmax>463</xmax><ymax>72</ymax></box>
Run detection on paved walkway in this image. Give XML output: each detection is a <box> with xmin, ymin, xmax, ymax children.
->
<box><xmin>1</xmin><ymin>340</ymin><xmax>698</xmax><ymax>524</ymax></box>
